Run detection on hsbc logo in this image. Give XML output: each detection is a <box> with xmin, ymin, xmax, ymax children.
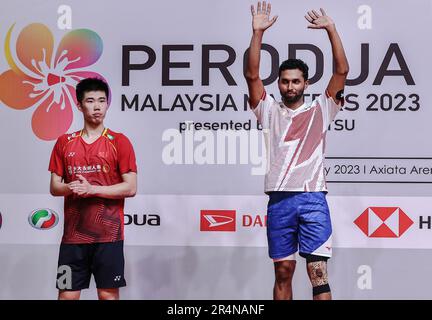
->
<box><xmin>200</xmin><ymin>210</ymin><xmax>236</xmax><ymax>231</ymax></box>
<box><xmin>354</xmin><ymin>207</ymin><xmax>414</xmax><ymax>238</ymax></box>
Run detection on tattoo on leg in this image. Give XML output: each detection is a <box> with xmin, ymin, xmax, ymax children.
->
<box><xmin>308</xmin><ymin>261</ymin><xmax>328</xmax><ymax>287</ymax></box>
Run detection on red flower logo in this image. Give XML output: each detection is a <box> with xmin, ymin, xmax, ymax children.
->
<box><xmin>0</xmin><ymin>23</ymin><xmax>109</xmax><ymax>140</ymax></box>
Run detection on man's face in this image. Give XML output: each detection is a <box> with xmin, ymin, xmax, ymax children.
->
<box><xmin>77</xmin><ymin>90</ymin><xmax>108</xmax><ymax>125</ymax></box>
<box><xmin>278</xmin><ymin>69</ymin><xmax>309</xmax><ymax>104</ymax></box>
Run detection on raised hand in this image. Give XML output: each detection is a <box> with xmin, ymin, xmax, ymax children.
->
<box><xmin>305</xmin><ymin>8</ymin><xmax>335</xmax><ymax>30</ymax></box>
<box><xmin>251</xmin><ymin>1</ymin><xmax>278</xmax><ymax>32</ymax></box>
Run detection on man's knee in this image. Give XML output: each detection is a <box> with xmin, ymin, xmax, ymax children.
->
<box><xmin>58</xmin><ymin>290</ymin><xmax>81</xmax><ymax>300</ymax></box>
<box><xmin>274</xmin><ymin>260</ymin><xmax>296</xmax><ymax>283</ymax></box>
<box><xmin>97</xmin><ymin>288</ymin><xmax>119</xmax><ymax>300</ymax></box>
<box><xmin>305</xmin><ymin>255</ymin><xmax>331</xmax><ymax>296</ymax></box>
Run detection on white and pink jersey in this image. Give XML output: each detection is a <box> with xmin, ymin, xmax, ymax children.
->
<box><xmin>253</xmin><ymin>91</ymin><xmax>342</xmax><ymax>192</ymax></box>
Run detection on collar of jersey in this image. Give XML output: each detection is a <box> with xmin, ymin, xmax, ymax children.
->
<box><xmin>78</xmin><ymin>128</ymin><xmax>109</xmax><ymax>144</ymax></box>
<box><xmin>79</xmin><ymin>128</ymin><xmax>108</xmax><ymax>137</ymax></box>
<box><xmin>280</xmin><ymin>101</ymin><xmax>310</xmax><ymax>115</ymax></box>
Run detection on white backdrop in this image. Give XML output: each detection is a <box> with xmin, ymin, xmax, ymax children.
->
<box><xmin>0</xmin><ymin>0</ymin><xmax>431</xmax><ymax>299</ymax></box>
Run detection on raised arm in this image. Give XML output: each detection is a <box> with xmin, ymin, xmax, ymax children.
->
<box><xmin>245</xmin><ymin>1</ymin><xmax>278</xmax><ymax>109</ymax></box>
<box><xmin>305</xmin><ymin>8</ymin><xmax>349</xmax><ymax>103</ymax></box>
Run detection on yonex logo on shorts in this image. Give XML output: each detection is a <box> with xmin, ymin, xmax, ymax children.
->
<box><xmin>114</xmin><ymin>276</ymin><xmax>122</xmax><ymax>281</ymax></box>
<box><xmin>354</xmin><ymin>207</ymin><xmax>414</xmax><ymax>238</ymax></box>
<box><xmin>200</xmin><ymin>210</ymin><xmax>236</xmax><ymax>232</ymax></box>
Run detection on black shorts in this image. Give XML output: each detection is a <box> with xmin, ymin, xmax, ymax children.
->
<box><xmin>56</xmin><ymin>240</ymin><xmax>126</xmax><ymax>291</ymax></box>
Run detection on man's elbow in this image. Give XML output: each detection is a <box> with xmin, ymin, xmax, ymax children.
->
<box><xmin>50</xmin><ymin>191</ymin><xmax>61</xmax><ymax>197</ymax></box>
<box><xmin>244</xmin><ymin>72</ymin><xmax>259</xmax><ymax>82</ymax></box>
<box><xmin>50</xmin><ymin>186</ymin><xmax>58</xmax><ymax>197</ymax></box>
<box><xmin>336</xmin><ymin>64</ymin><xmax>349</xmax><ymax>76</ymax></box>
<box><xmin>126</xmin><ymin>186</ymin><xmax>137</xmax><ymax>197</ymax></box>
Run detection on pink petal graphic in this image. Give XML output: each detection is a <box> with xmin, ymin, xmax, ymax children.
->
<box><xmin>16</xmin><ymin>23</ymin><xmax>54</xmax><ymax>77</ymax></box>
<box><xmin>31</xmin><ymin>90</ymin><xmax>73</xmax><ymax>141</ymax></box>
<box><xmin>66</xmin><ymin>84</ymin><xmax>78</xmax><ymax>107</ymax></box>
<box><xmin>55</xmin><ymin>29</ymin><xmax>103</xmax><ymax>71</ymax></box>
<box><xmin>0</xmin><ymin>69</ymin><xmax>44</xmax><ymax>110</ymax></box>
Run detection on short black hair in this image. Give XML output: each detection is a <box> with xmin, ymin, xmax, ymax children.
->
<box><xmin>76</xmin><ymin>78</ymin><xmax>109</xmax><ymax>103</ymax></box>
<box><xmin>279</xmin><ymin>59</ymin><xmax>309</xmax><ymax>81</ymax></box>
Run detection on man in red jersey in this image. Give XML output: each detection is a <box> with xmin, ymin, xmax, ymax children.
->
<box><xmin>49</xmin><ymin>78</ymin><xmax>137</xmax><ymax>300</ymax></box>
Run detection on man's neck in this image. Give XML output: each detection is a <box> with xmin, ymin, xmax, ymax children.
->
<box><xmin>282</xmin><ymin>98</ymin><xmax>305</xmax><ymax>111</ymax></box>
<box><xmin>82</xmin><ymin>123</ymin><xmax>105</xmax><ymax>140</ymax></box>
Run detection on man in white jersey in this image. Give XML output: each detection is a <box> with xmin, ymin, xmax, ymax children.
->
<box><xmin>245</xmin><ymin>2</ymin><xmax>349</xmax><ymax>300</ymax></box>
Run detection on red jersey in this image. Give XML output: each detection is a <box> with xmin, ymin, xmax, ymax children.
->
<box><xmin>49</xmin><ymin>128</ymin><xmax>137</xmax><ymax>244</ymax></box>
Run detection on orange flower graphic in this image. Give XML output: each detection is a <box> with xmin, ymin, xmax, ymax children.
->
<box><xmin>0</xmin><ymin>23</ymin><xmax>109</xmax><ymax>140</ymax></box>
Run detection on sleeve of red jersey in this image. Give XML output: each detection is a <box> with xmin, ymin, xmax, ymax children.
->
<box><xmin>48</xmin><ymin>137</ymin><xmax>65</xmax><ymax>178</ymax></box>
<box><xmin>117</xmin><ymin>134</ymin><xmax>138</xmax><ymax>175</ymax></box>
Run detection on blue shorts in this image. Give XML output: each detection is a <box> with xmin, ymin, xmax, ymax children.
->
<box><xmin>266</xmin><ymin>192</ymin><xmax>332</xmax><ymax>260</ymax></box>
